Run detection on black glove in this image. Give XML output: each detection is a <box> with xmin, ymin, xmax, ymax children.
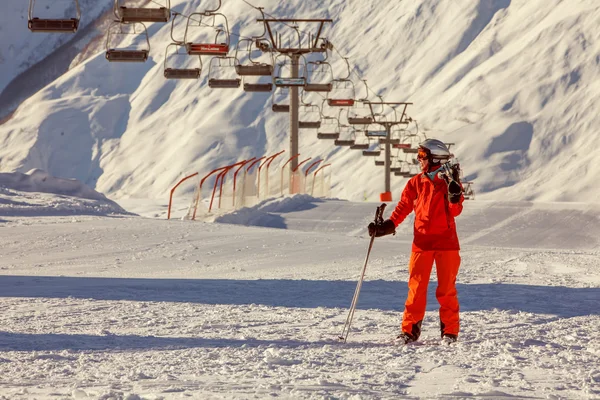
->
<box><xmin>368</xmin><ymin>219</ymin><xmax>396</xmax><ymax>237</ymax></box>
<box><xmin>440</xmin><ymin>162</ymin><xmax>462</xmax><ymax>204</ymax></box>
<box><xmin>448</xmin><ymin>181</ymin><xmax>462</xmax><ymax>203</ymax></box>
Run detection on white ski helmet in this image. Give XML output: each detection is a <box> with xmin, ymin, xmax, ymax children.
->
<box><xmin>418</xmin><ymin>139</ymin><xmax>451</xmax><ymax>164</ymax></box>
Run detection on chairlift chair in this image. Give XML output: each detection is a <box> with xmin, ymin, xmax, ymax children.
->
<box><xmin>362</xmin><ymin>150</ymin><xmax>381</xmax><ymax>157</ymax></box>
<box><xmin>207</xmin><ymin>57</ymin><xmax>241</xmax><ymax>89</ymax></box>
<box><xmin>234</xmin><ymin>38</ymin><xmax>274</xmax><ymax>76</ymax></box>
<box><xmin>28</xmin><ymin>0</ymin><xmax>81</xmax><ymax>33</ymax></box>
<box><xmin>114</xmin><ymin>0</ymin><xmax>170</xmax><ymax>23</ymax></box>
<box><xmin>299</xmin><ymin>104</ymin><xmax>322</xmax><ymax>129</ymax></box>
<box><xmin>244</xmin><ymin>83</ymin><xmax>273</xmax><ymax>92</ymax></box>
<box><xmin>304</xmin><ymin>61</ymin><xmax>333</xmax><ymax>92</ymax></box>
<box><xmin>273</xmin><ymin>55</ymin><xmax>306</xmax><ymax>88</ymax></box>
<box><xmin>326</xmin><ymin>74</ymin><xmax>355</xmax><ymax>107</ymax></box>
<box><xmin>334</xmin><ymin>123</ymin><xmax>356</xmax><ymax>146</ymax></box>
<box><xmin>184</xmin><ymin>13</ymin><xmax>230</xmax><ymax>56</ymax></box>
<box><xmin>317</xmin><ymin>116</ymin><xmax>340</xmax><ymax>140</ymax></box>
<box><xmin>164</xmin><ymin>43</ymin><xmax>201</xmax><ymax>79</ymax></box>
<box><xmin>271</xmin><ymin>87</ymin><xmax>289</xmax><ymax>112</ymax></box>
<box><xmin>105</xmin><ymin>21</ymin><xmax>150</xmax><ymax>62</ymax></box>
<box><xmin>374</xmin><ymin>160</ymin><xmax>384</xmax><ymax>166</ymax></box>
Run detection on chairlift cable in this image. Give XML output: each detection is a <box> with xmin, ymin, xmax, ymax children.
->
<box><xmin>146</xmin><ymin>0</ymin><xmax>255</xmax><ymax>41</ymax></box>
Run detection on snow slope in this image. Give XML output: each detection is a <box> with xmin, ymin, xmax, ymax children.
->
<box><xmin>0</xmin><ymin>191</ymin><xmax>598</xmax><ymax>399</ymax></box>
<box><xmin>1</xmin><ymin>0</ymin><xmax>599</xmax><ymax>204</ymax></box>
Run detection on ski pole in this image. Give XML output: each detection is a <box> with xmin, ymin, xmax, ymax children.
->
<box><xmin>338</xmin><ymin>203</ymin><xmax>387</xmax><ymax>343</ymax></box>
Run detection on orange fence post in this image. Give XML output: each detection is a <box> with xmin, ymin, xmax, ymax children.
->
<box><xmin>168</xmin><ymin>172</ymin><xmax>199</xmax><ymax>220</ymax></box>
<box><xmin>233</xmin><ymin>158</ymin><xmax>255</xmax><ymax>208</ymax></box>
<box><xmin>312</xmin><ymin>163</ymin><xmax>331</xmax><ymax>197</ymax></box>
<box><xmin>291</xmin><ymin>157</ymin><xmax>312</xmax><ymax>194</ymax></box>
<box><xmin>303</xmin><ymin>159</ymin><xmax>323</xmax><ymax>193</ymax></box>
<box><xmin>209</xmin><ymin>161</ymin><xmax>246</xmax><ymax>213</ymax></box>
<box><xmin>257</xmin><ymin>150</ymin><xmax>285</xmax><ymax>198</ymax></box>
<box><xmin>280</xmin><ymin>153</ymin><xmax>300</xmax><ymax>196</ymax></box>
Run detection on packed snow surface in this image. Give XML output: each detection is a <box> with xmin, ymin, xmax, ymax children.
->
<box><xmin>0</xmin><ymin>187</ymin><xmax>599</xmax><ymax>399</ymax></box>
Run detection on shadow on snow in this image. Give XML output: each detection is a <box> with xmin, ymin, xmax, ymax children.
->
<box><xmin>0</xmin><ymin>276</ymin><xmax>597</xmax><ymax>318</ymax></box>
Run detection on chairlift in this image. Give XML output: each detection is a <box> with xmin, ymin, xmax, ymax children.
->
<box><xmin>184</xmin><ymin>13</ymin><xmax>230</xmax><ymax>56</ymax></box>
<box><xmin>244</xmin><ymin>83</ymin><xmax>273</xmax><ymax>92</ymax></box>
<box><xmin>317</xmin><ymin>116</ymin><xmax>340</xmax><ymax>140</ymax></box>
<box><xmin>327</xmin><ymin>77</ymin><xmax>356</xmax><ymax>106</ymax></box>
<box><xmin>28</xmin><ymin>0</ymin><xmax>81</xmax><ymax>33</ymax></box>
<box><xmin>334</xmin><ymin>123</ymin><xmax>356</xmax><ymax>146</ymax></box>
<box><xmin>327</xmin><ymin>57</ymin><xmax>356</xmax><ymax>106</ymax></box>
<box><xmin>299</xmin><ymin>104</ymin><xmax>322</xmax><ymax>129</ymax></box>
<box><xmin>304</xmin><ymin>61</ymin><xmax>334</xmax><ymax>92</ymax></box>
<box><xmin>271</xmin><ymin>86</ymin><xmax>289</xmax><ymax>112</ymax></box>
<box><xmin>234</xmin><ymin>38</ymin><xmax>274</xmax><ymax>76</ymax></box>
<box><xmin>207</xmin><ymin>57</ymin><xmax>241</xmax><ymax>89</ymax></box>
<box><xmin>164</xmin><ymin>43</ymin><xmax>201</xmax><ymax>79</ymax></box>
<box><xmin>365</xmin><ymin>130</ymin><xmax>388</xmax><ymax>138</ymax></box>
<box><xmin>113</xmin><ymin>0</ymin><xmax>170</xmax><ymax>23</ymax></box>
<box><xmin>105</xmin><ymin>22</ymin><xmax>150</xmax><ymax>63</ymax></box>
<box><xmin>374</xmin><ymin>160</ymin><xmax>384</xmax><ymax>166</ymax></box>
<box><xmin>379</xmin><ymin>138</ymin><xmax>400</xmax><ymax>145</ymax></box>
<box><xmin>362</xmin><ymin>150</ymin><xmax>381</xmax><ymax>157</ymax></box>
<box><xmin>348</xmin><ymin>97</ymin><xmax>373</xmax><ymax>125</ymax></box>
<box><xmin>273</xmin><ymin>54</ymin><xmax>306</xmax><ymax>88</ymax></box>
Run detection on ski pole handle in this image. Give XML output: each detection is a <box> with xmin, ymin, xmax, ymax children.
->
<box><xmin>374</xmin><ymin>203</ymin><xmax>386</xmax><ymax>225</ymax></box>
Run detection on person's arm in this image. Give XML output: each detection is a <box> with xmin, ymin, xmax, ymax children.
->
<box><xmin>389</xmin><ymin>177</ymin><xmax>418</xmax><ymax>227</ymax></box>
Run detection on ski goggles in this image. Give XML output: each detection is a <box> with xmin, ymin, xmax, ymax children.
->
<box><xmin>417</xmin><ymin>148</ymin><xmax>429</xmax><ymax>160</ymax></box>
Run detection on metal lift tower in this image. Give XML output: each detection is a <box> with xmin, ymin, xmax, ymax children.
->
<box><xmin>257</xmin><ymin>18</ymin><xmax>332</xmax><ymax>179</ymax></box>
<box><xmin>365</xmin><ymin>102</ymin><xmax>413</xmax><ymax>201</ymax></box>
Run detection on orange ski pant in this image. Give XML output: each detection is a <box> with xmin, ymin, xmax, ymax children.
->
<box><xmin>401</xmin><ymin>250</ymin><xmax>461</xmax><ymax>337</ymax></box>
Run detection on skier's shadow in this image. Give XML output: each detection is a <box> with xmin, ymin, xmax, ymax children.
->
<box><xmin>0</xmin><ymin>275</ymin><xmax>597</xmax><ymax>318</ymax></box>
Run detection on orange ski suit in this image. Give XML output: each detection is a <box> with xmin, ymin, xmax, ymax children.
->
<box><xmin>389</xmin><ymin>169</ymin><xmax>464</xmax><ymax>339</ymax></box>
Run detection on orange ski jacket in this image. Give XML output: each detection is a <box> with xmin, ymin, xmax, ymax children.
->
<box><xmin>389</xmin><ymin>170</ymin><xmax>464</xmax><ymax>252</ymax></box>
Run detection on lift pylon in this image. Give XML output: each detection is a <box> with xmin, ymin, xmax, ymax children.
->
<box><xmin>257</xmin><ymin>17</ymin><xmax>332</xmax><ymax>181</ymax></box>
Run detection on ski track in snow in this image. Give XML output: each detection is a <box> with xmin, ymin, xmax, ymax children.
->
<box><xmin>0</xmin><ymin>197</ymin><xmax>599</xmax><ymax>399</ymax></box>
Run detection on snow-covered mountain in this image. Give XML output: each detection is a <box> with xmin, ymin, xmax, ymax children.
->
<box><xmin>1</xmin><ymin>0</ymin><xmax>599</xmax><ymax>204</ymax></box>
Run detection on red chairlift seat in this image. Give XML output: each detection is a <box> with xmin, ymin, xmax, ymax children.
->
<box><xmin>164</xmin><ymin>68</ymin><xmax>200</xmax><ymax>79</ymax></box>
<box><xmin>299</xmin><ymin>121</ymin><xmax>322</xmax><ymax>129</ymax></box>
<box><xmin>335</xmin><ymin>139</ymin><xmax>356</xmax><ymax>146</ymax></box>
<box><xmin>187</xmin><ymin>43</ymin><xmax>229</xmax><ymax>56</ymax></box>
<box><xmin>393</xmin><ymin>143</ymin><xmax>411</xmax><ymax>149</ymax></box>
<box><xmin>272</xmin><ymin>104</ymin><xmax>290</xmax><ymax>113</ymax></box>
<box><xmin>244</xmin><ymin>83</ymin><xmax>273</xmax><ymax>92</ymax></box>
<box><xmin>209</xmin><ymin>78</ymin><xmax>241</xmax><ymax>88</ymax></box>
<box><xmin>116</xmin><ymin>7</ymin><xmax>170</xmax><ymax>23</ymax></box>
<box><xmin>106</xmin><ymin>49</ymin><xmax>148</xmax><ymax>62</ymax></box>
<box><xmin>28</xmin><ymin>18</ymin><xmax>79</xmax><ymax>33</ymax></box>
<box><xmin>327</xmin><ymin>98</ymin><xmax>355</xmax><ymax>107</ymax></box>
<box><xmin>362</xmin><ymin>150</ymin><xmax>382</xmax><ymax>157</ymax></box>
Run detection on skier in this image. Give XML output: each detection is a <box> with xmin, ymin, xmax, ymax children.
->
<box><xmin>368</xmin><ymin>139</ymin><xmax>464</xmax><ymax>344</ymax></box>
